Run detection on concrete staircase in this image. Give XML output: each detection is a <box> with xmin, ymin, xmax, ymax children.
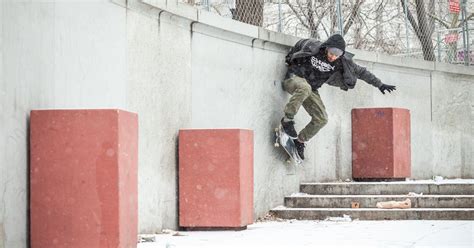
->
<box><xmin>270</xmin><ymin>181</ymin><xmax>474</xmax><ymax>220</ymax></box>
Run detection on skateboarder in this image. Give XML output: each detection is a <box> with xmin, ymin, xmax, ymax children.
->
<box><xmin>281</xmin><ymin>34</ymin><xmax>396</xmax><ymax>160</ymax></box>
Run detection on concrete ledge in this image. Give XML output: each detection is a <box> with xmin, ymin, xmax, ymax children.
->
<box><xmin>141</xmin><ymin>0</ymin><xmax>171</xmax><ymax>13</ymax></box>
<box><xmin>375</xmin><ymin>53</ymin><xmax>435</xmax><ymax>71</ymax></box>
<box><xmin>285</xmin><ymin>195</ymin><xmax>474</xmax><ymax>208</ymax></box>
<box><xmin>170</xmin><ymin>2</ymin><xmax>199</xmax><ymax>21</ymax></box>
<box><xmin>258</xmin><ymin>27</ymin><xmax>299</xmax><ymax>48</ymax></box>
<box><xmin>160</xmin><ymin>10</ymin><xmax>195</xmax><ymax>30</ymax></box>
<box><xmin>198</xmin><ymin>10</ymin><xmax>258</xmax><ymax>38</ymax></box>
<box><xmin>252</xmin><ymin>39</ymin><xmax>289</xmax><ymax>54</ymax></box>
<box><xmin>110</xmin><ymin>0</ymin><xmax>127</xmax><ymax>8</ymax></box>
<box><xmin>128</xmin><ymin>0</ymin><xmax>167</xmax><ymax>20</ymax></box>
<box><xmin>347</xmin><ymin>49</ymin><xmax>378</xmax><ymax>63</ymax></box>
<box><xmin>192</xmin><ymin>22</ymin><xmax>255</xmax><ymax>47</ymax></box>
<box><xmin>300</xmin><ymin>182</ymin><xmax>474</xmax><ymax>195</ymax></box>
<box><xmin>434</xmin><ymin>62</ymin><xmax>474</xmax><ymax>76</ymax></box>
<box><xmin>271</xmin><ymin>207</ymin><xmax>474</xmax><ymax>220</ymax></box>
<box><xmin>131</xmin><ymin>0</ymin><xmax>474</xmax><ymax>76</ymax></box>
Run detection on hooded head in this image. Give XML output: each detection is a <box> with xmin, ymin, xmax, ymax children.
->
<box><xmin>321</xmin><ymin>34</ymin><xmax>346</xmax><ymax>62</ymax></box>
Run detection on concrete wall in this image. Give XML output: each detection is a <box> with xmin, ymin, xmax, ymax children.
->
<box><xmin>431</xmin><ymin>69</ymin><xmax>474</xmax><ymax>178</ymax></box>
<box><xmin>0</xmin><ymin>2</ymin><xmax>4</xmax><ymax>248</ymax></box>
<box><xmin>128</xmin><ymin>0</ymin><xmax>474</xmax><ymax>233</ymax></box>
<box><xmin>126</xmin><ymin>4</ymin><xmax>193</xmax><ymax>232</ymax></box>
<box><xmin>1</xmin><ymin>0</ymin><xmax>473</xmax><ymax>246</ymax></box>
<box><xmin>1</xmin><ymin>1</ymin><xmax>127</xmax><ymax>247</ymax></box>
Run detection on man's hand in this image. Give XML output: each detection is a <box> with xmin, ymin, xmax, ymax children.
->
<box><xmin>379</xmin><ymin>84</ymin><xmax>396</xmax><ymax>94</ymax></box>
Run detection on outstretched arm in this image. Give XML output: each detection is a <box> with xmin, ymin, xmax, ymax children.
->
<box><xmin>349</xmin><ymin>60</ymin><xmax>396</xmax><ymax>94</ymax></box>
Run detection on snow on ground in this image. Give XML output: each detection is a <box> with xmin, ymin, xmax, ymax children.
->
<box><xmin>304</xmin><ymin>178</ymin><xmax>474</xmax><ymax>184</ymax></box>
<box><xmin>137</xmin><ymin>179</ymin><xmax>474</xmax><ymax>247</ymax></box>
<box><xmin>138</xmin><ymin>220</ymin><xmax>474</xmax><ymax>248</ymax></box>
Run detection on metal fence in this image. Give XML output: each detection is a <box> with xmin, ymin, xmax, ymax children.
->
<box><xmin>180</xmin><ymin>0</ymin><xmax>473</xmax><ymax>66</ymax></box>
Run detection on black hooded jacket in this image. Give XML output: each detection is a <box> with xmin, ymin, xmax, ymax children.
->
<box><xmin>285</xmin><ymin>34</ymin><xmax>383</xmax><ymax>91</ymax></box>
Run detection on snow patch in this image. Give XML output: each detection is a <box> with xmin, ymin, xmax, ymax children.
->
<box><xmin>324</xmin><ymin>214</ymin><xmax>352</xmax><ymax>222</ymax></box>
<box><xmin>290</xmin><ymin>192</ymin><xmax>310</xmax><ymax>196</ymax></box>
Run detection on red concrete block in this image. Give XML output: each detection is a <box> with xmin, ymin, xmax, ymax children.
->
<box><xmin>30</xmin><ymin>109</ymin><xmax>138</xmax><ymax>248</ymax></box>
<box><xmin>352</xmin><ymin>108</ymin><xmax>411</xmax><ymax>179</ymax></box>
<box><xmin>179</xmin><ymin>129</ymin><xmax>254</xmax><ymax>229</ymax></box>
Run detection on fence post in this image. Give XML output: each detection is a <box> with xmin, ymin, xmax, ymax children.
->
<box><xmin>336</xmin><ymin>0</ymin><xmax>344</xmax><ymax>36</ymax></box>
<box><xmin>203</xmin><ymin>0</ymin><xmax>211</xmax><ymax>11</ymax></box>
<box><xmin>463</xmin><ymin>0</ymin><xmax>470</xmax><ymax>66</ymax></box>
<box><xmin>278</xmin><ymin>0</ymin><xmax>282</xmax><ymax>32</ymax></box>
<box><xmin>460</xmin><ymin>0</ymin><xmax>468</xmax><ymax>66</ymax></box>
<box><xmin>403</xmin><ymin>0</ymin><xmax>410</xmax><ymax>55</ymax></box>
<box><xmin>437</xmin><ymin>30</ymin><xmax>441</xmax><ymax>62</ymax></box>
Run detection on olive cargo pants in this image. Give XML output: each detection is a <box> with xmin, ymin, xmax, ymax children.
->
<box><xmin>283</xmin><ymin>75</ymin><xmax>328</xmax><ymax>142</ymax></box>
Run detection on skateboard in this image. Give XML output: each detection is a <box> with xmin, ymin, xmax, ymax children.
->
<box><xmin>274</xmin><ymin>125</ymin><xmax>303</xmax><ymax>166</ymax></box>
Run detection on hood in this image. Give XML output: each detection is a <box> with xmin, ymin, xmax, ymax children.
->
<box><xmin>321</xmin><ymin>34</ymin><xmax>346</xmax><ymax>52</ymax></box>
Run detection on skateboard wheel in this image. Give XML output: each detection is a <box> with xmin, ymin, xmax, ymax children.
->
<box><xmin>274</xmin><ymin>128</ymin><xmax>279</xmax><ymax>132</ymax></box>
<box><xmin>286</xmin><ymin>159</ymin><xmax>291</xmax><ymax>164</ymax></box>
<box><xmin>274</xmin><ymin>143</ymin><xmax>279</xmax><ymax>147</ymax></box>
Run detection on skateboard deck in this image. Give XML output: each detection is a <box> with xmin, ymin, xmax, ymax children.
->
<box><xmin>274</xmin><ymin>125</ymin><xmax>303</xmax><ymax>166</ymax></box>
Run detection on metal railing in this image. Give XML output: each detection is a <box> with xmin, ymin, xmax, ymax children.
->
<box><xmin>180</xmin><ymin>0</ymin><xmax>473</xmax><ymax>66</ymax></box>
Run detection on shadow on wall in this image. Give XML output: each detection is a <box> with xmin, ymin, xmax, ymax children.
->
<box><xmin>26</xmin><ymin>115</ymin><xmax>31</xmax><ymax>248</ymax></box>
<box><xmin>175</xmin><ymin>133</ymin><xmax>179</xmax><ymax>228</ymax></box>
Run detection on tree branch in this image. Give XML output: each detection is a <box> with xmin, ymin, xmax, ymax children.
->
<box><xmin>400</xmin><ymin>0</ymin><xmax>420</xmax><ymax>34</ymax></box>
<box><xmin>295</xmin><ymin>0</ymin><xmax>311</xmax><ymax>25</ymax></box>
<box><xmin>458</xmin><ymin>13</ymin><xmax>474</xmax><ymax>28</ymax></box>
<box><xmin>307</xmin><ymin>0</ymin><xmax>318</xmax><ymax>37</ymax></box>
<box><xmin>427</xmin><ymin>13</ymin><xmax>450</xmax><ymax>29</ymax></box>
<box><xmin>286</xmin><ymin>1</ymin><xmax>310</xmax><ymax>29</ymax></box>
<box><xmin>450</xmin><ymin>13</ymin><xmax>459</xmax><ymax>28</ymax></box>
<box><xmin>343</xmin><ymin>0</ymin><xmax>364</xmax><ymax>35</ymax></box>
<box><xmin>468</xmin><ymin>13</ymin><xmax>474</xmax><ymax>21</ymax></box>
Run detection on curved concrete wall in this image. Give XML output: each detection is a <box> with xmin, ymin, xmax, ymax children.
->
<box><xmin>1</xmin><ymin>0</ymin><xmax>473</xmax><ymax>246</ymax></box>
<box><xmin>129</xmin><ymin>0</ymin><xmax>473</xmax><ymax>232</ymax></box>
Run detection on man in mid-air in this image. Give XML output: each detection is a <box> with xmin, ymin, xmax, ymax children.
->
<box><xmin>281</xmin><ymin>34</ymin><xmax>396</xmax><ymax>160</ymax></box>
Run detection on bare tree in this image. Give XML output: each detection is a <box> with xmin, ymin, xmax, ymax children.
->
<box><xmin>285</xmin><ymin>0</ymin><xmax>363</xmax><ymax>39</ymax></box>
<box><xmin>307</xmin><ymin>0</ymin><xmax>318</xmax><ymax>38</ymax></box>
<box><xmin>200</xmin><ymin>0</ymin><xmax>471</xmax><ymax>63</ymax></box>
<box><xmin>375</xmin><ymin>1</ymin><xmax>383</xmax><ymax>45</ymax></box>
<box><xmin>400</xmin><ymin>0</ymin><xmax>436</xmax><ymax>61</ymax></box>
<box><xmin>343</xmin><ymin>0</ymin><xmax>365</xmax><ymax>35</ymax></box>
<box><xmin>286</xmin><ymin>0</ymin><xmax>322</xmax><ymax>38</ymax></box>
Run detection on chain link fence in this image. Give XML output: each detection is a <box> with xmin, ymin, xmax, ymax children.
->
<box><xmin>180</xmin><ymin>0</ymin><xmax>473</xmax><ymax>66</ymax></box>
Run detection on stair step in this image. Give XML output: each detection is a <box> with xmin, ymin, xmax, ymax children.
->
<box><xmin>285</xmin><ymin>195</ymin><xmax>474</xmax><ymax>208</ymax></box>
<box><xmin>270</xmin><ymin>207</ymin><xmax>474</xmax><ymax>220</ymax></box>
<box><xmin>300</xmin><ymin>182</ymin><xmax>474</xmax><ymax>195</ymax></box>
